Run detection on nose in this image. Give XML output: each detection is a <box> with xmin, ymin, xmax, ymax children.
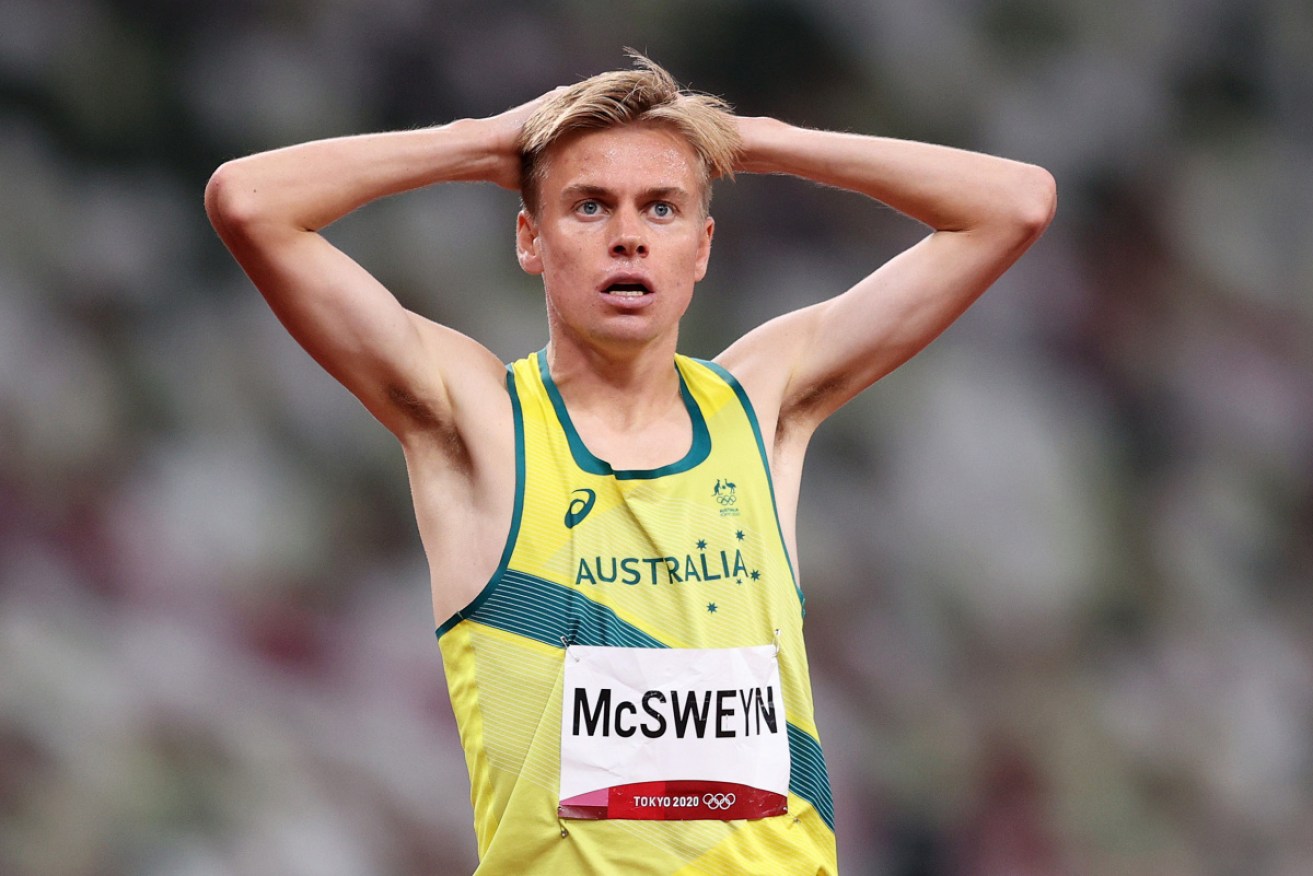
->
<box><xmin>610</xmin><ymin>211</ymin><xmax>648</xmax><ymax>258</ymax></box>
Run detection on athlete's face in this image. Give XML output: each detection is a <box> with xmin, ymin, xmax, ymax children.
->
<box><xmin>516</xmin><ymin>124</ymin><xmax>714</xmax><ymax>354</ymax></box>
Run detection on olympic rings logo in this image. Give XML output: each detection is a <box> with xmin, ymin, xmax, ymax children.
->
<box><xmin>702</xmin><ymin>793</ymin><xmax>737</xmax><ymax>810</ymax></box>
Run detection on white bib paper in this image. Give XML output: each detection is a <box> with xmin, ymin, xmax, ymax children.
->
<box><xmin>559</xmin><ymin>644</ymin><xmax>790</xmax><ymax>821</ymax></box>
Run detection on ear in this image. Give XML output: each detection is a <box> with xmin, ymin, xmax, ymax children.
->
<box><xmin>516</xmin><ymin>210</ymin><xmax>544</xmax><ymax>275</ymax></box>
<box><xmin>693</xmin><ymin>215</ymin><xmax>715</xmax><ymax>282</ymax></box>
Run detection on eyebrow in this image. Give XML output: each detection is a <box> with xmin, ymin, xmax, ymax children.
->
<box><xmin>559</xmin><ymin>184</ymin><xmax>691</xmax><ymax>203</ymax></box>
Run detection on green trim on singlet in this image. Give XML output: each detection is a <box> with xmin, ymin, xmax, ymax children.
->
<box><xmin>435</xmin><ymin>369</ymin><xmax>527</xmax><ymax>639</ymax></box>
<box><xmin>451</xmin><ymin>563</ymin><xmax>834</xmax><ymax>830</ymax></box>
<box><xmin>696</xmin><ymin>358</ymin><xmax>807</xmax><ymax>616</ymax></box>
<box><xmin>434</xmin><ymin>355</ymin><xmax>834</xmax><ymax>832</ymax></box>
<box><xmin>535</xmin><ymin>348</ymin><xmax>712</xmax><ymax>480</ymax></box>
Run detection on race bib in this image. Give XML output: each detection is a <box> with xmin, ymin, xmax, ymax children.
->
<box><xmin>559</xmin><ymin>644</ymin><xmax>790</xmax><ymax>821</ymax></box>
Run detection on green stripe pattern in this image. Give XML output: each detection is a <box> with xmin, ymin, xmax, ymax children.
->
<box><xmin>444</xmin><ymin>567</ymin><xmax>835</xmax><ymax>830</ymax></box>
<box><xmin>787</xmin><ymin>724</ymin><xmax>834</xmax><ymax>830</ymax></box>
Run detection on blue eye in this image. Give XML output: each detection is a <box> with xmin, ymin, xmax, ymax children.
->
<box><xmin>652</xmin><ymin>202</ymin><xmax>672</xmax><ymax>218</ymax></box>
<box><xmin>579</xmin><ymin>200</ymin><xmax>600</xmax><ymax>215</ymax></box>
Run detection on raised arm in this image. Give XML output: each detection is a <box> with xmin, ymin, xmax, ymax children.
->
<box><xmin>203</xmin><ymin>98</ymin><xmax>543</xmax><ymax>440</ymax></box>
<box><xmin>717</xmin><ymin>116</ymin><xmax>1056</xmax><ymax>441</ymax></box>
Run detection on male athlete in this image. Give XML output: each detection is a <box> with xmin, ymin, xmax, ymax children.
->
<box><xmin>206</xmin><ymin>54</ymin><xmax>1054</xmax><ymax>874</ymax></box>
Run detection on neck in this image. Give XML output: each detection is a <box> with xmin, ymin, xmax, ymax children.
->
<box><xmin>546</xmin><ymin>337</ymin><xmax>682</xmax><ymax>428</ymax></box>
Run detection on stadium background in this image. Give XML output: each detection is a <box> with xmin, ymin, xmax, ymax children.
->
<box><xmin>1</xmin><ymin>0</ymin><xmax>1310</xmax><ymax>873</ymax></box>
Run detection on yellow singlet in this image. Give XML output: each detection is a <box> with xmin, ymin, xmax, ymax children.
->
<box><xmin>437</xmin><ymin>350</ymin><xmax>837</xmax><ymax>875</ymax></box>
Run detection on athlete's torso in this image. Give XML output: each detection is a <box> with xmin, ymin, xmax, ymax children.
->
<box><xmin>436</xmin><ymin>351</ymin><xmax>836</xmax><ymax>875</ymax></box>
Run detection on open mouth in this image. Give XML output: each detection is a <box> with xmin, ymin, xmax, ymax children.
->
<box><xmin>603</xmin><ymin>281</ymin><xmax>652</xmax><ymax>297</ymax></box>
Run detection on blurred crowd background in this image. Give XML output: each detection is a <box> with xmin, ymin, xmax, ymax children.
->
<box><xmin>2</xmin><ymin>0</ymin><xmax>1311</xmax><ymax>874</ymax></box>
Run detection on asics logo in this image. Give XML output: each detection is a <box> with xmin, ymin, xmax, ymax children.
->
<box><xmin>702</xmin><ymin>793</ymin><xmax>736</xmax><ymax>810</ymax></box>
<box><xmin>564</xmin><ymin>489</ymin><xmax>596</xmax><ymax>529</ymax></box>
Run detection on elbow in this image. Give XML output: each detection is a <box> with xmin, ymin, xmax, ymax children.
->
<box><xmin>1013</xmin><ymin>164</ymin><xmax>1057</xmax><ymax>239</ymax></box>
<box><xmin>204</xmin><ymin>160</ymin><xmax>264</xmax><ymax>240</ymax></box>
<box><xmin>204</xmin><ymin>161</ymin><xmax>242</xmax><ymax>236</ymax></box>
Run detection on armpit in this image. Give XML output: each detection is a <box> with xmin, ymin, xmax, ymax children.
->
<box><xmin>780</xmin><ymin>374</ymin><xmax>854</xmax><ymax>428</ymax></box>
<box><xmin>387</xmin><ymin>383</ymin><xmax>473</xmax><ymax>474</ymax></box>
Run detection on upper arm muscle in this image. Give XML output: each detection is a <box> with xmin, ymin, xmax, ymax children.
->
<box><xmin>217</xmin><ymin>218</ymin><xmax>501</xmax><ymax>439</ymax></box>
<box><xmin>722</xmin><ymin>224</ymin><xmax>1040</xmax><ymax>434</ymax></box>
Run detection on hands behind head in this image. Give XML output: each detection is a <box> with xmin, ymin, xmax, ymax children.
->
<box><xmin>480</xmin><ymin>88</ymin><xmax>569</xmax><ymax>191</ymax></box>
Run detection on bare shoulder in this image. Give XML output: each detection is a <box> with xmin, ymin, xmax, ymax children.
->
<box><xmin>714</xmin><ymin>303</ymin><xmax>828</xmax><ymax>456</ymax></box>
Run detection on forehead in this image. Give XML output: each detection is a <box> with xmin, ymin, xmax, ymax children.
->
<box><xmin>539</xmin><ymin>124</ymin><xmax>704</xmax><ymax>198</ymax></box>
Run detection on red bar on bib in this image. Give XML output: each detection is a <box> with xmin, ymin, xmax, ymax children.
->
<box><xmin>559</xmin><ymin>781</ymin><xmax>787</xmax><ymax>821</ymax></box>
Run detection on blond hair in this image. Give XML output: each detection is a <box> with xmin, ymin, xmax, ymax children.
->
<box><xmin>517</xmin><ymin>50</ymin><xmax>740</xmax><ymax>215</ymax></box>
